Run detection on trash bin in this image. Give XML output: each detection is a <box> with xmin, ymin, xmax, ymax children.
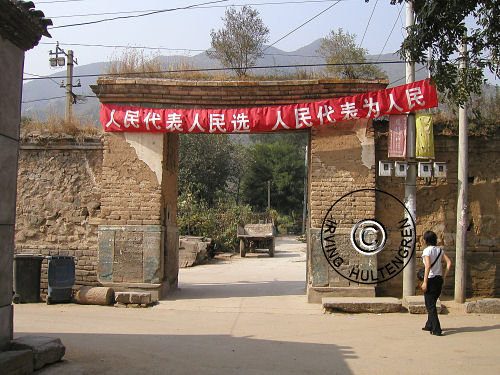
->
<box><xmin>47</xmin><ymin>255</ymin><xmax>75</xmax><ymax>304</ymax></box>
<box><xmin>13</xmin><ymin>254</ymin><xmax>45</xmax><ymax>303</ymax></box>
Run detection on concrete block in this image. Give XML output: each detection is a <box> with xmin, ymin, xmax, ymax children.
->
<box><xmin>10</xmin><ymin>336</ymin><xmax>65</xmax><ymax>370</ymax></box>
<box><xmin>115</xmin><ymin>292</ymin><xmax>151</xmax><ymax>305</ymax></box>
<box><xmin>323</xmin><ymin>297</ymin><xmax>402</xmax><ymax>313</ymax></box>
<box><xmin>404</xmin><ymin>296</ymin><xmax>442</xmax><ymax>314</ymax></box>
<box><xmin>465</xmin><ymin>298</ymin><xmax>500</xmax><ymax>314</ymax></box>
<box><xmin>0</xmin><ymin>349</ymin><xmax>33</xmax><ymax>375</ymax></box>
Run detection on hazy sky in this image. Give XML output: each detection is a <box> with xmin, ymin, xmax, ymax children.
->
<box><xmin>25</xmin><ymin>0</ymin><xmax>407</xmax><ymax>78</ymax></box>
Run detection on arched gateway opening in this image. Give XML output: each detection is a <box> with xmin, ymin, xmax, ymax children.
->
<box><xmin>91</xmin><ymin>77</ymin><xmax>391</xmax><ymax>302</ymax></box>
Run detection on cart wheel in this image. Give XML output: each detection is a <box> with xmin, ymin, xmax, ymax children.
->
<box><xmin>240</xmin><ymin>239</ymin><xmax>247</xmax><ymax>257</ymax></box>
<box><xmin>269</xmin><ymin>239</ymin><xmax>275</xmax><ymax>257</ymax></box>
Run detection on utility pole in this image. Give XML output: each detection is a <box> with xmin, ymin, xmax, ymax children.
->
<box><xmin>267</xmin><ymin>180</ymin><xmax>271</xmax><ymax>211</ymax></box>
<box><xmin>455</xmin><ymin>39</ymin><xmax>468</xmax><ymax>303</ymax></box>
<box><xmin>65</xmin><ymin>50</ymin><xmax>75</xmax><ymax>124</ymax></box>
<box><xmin>302</xmin><ymin>145</ymin><xmax>308</xmax><ymax>234</ymax></box>
<box><xmin>49</xmin><ymin>42</ymin><xmax>80</xmax><ymax>123</ymax></box>
<box><xmin>402</xmin><ymin>0</ymin><xmax>416</xmax><ymax>298</ymax></box>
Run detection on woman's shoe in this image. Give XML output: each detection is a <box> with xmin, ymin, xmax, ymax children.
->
<box><xmin>422</xmin><ymin>327</ymin><xmax>431</xmax><ymax>331</ymax></box>
<box><xmin>430</xmin><ymin>331</ymin><xmax>443</xmax><ymax>336</ymax></box>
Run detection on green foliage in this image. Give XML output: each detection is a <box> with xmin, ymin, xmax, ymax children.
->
<box><xmin>177</xmin><ymin>192</ymin><xmax>254</xmax><ymax>252</ymax></box>
<box><xmin>378</xmin><ymin>0</ymin><xmax>500</xmax><ymax>105</ymax></box>
<box><xmin>241</xmin><ymin>140</ymin><xmax>306</xmax><ymax>217</ymax></box>
<box><xmin>317</xmin><ymin>28</ymin><xmax>387</xmax><ymax>79</ymax></box>
<box><xmin>433</xmin><ymin>84</ymin><xmax>500</xmax><ymax>136</ymax></box>
<box><xmin>178</xmin><ymin>133</ymin><xmax>237</xmax><ymax>204</ymax></box>
<box><xmin>207</xmin><ymin>6</ymin><xmax>270</xmax><ymax>77</ymax></box>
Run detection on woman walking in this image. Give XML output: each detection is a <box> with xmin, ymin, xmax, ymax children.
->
<box><xmin>421</xmin><ymin>230</ymin><xmax>452</xmax><ymax>336</ymax></box>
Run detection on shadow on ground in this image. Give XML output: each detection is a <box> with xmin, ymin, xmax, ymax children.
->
<box><xmin>30</xmin><ymin>332</ymin><xmax>356</xmax><ymax>375</ymax></box>
<box><xmin>168</xmin><ymin>280</ymin><xmax>307</xmax><ymax>300</ymax></box>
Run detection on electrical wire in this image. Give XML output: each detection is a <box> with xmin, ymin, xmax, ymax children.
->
<box><xmin>22</xmin><ymin>96</ymin><xmax>66</xmax><ymax>104</ymax></box>
<box><xmin>23</xmin><ymin>60</ymin><xmax>405</xmax><ymax>81</ymax></box>
<box><xmin>23</xmin><ymin>72</ymin><xmax>62</xmax><ymax>86</ymax></box>
<box><xmin>376</xmin><ymin>3</ymin><xmax>404</xmax><ymax>61</ymax></box>
<box><xmin>359</xmin><ymin>0</ymin><xmax>378</xmax><ymax>48</ymax></box>
<box><xmin>389</xmin><ymin>65</ymin><xmax>427</xmax><ymax>86</ymax></box>
<box><xmin>38</xmin><ymin>41</ymin><xmax>324</xmax><ymax>59</ymax></box>
<box><xmin>49</xmin><ymin>0</ymin><xmax>229</xmax><ymax>29</ymax></box>
<box><xmin>48</xmin><ymin>0</ymin><xmax>347</xmax><ymax>19</ymax></box>
<box><xmin>37</xmin><ymin>0</ymin><xmax>85</xmax><ymax>3</ymax></box>
<box><xmin>264</xmin><ymin>0</ymin><xmax>341</xmax><ymax>51</ymax></box>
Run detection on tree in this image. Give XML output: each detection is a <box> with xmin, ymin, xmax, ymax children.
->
<box><xmin>317</xmin><ymin>28</ymin><xmax>387</xmax><ymax>79</ymax></box>
<box><xmin>241</xmin><ymin>141</ymin><xmax>305</xmax><ymax>217</ymax></box>
<box><xmin>374</xmin><ymin>0</ymin><xmax>500</xmax><ymax>104</ymax></box>
<box><xmin>178</xmin><ymin>133</ymin><xmax>235</xmax><ymax>205</ymax></box>
<box><xmin>207</xmin><ymin>6</ymin><xmax>270</xmax><ymax>77</ymax></box>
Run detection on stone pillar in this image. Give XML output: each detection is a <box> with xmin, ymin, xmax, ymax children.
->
<box><xmin>0</xmin><ymin>37</ymin><xmax>24</xmax><ymax>348</ymax></box>
<box><xmin>307</xmin><ymin>120</ymin><xmax>377</xmax><ymax>303</ymax></box>
<box><xmin>97</xmin><ymin>132</ymin><xmax>178</xmax><ymax>300</ymax></box>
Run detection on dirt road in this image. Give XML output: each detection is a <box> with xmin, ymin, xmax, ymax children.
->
<box><xmin>14</xmin><ymin>236</ymin><xmax>500</xmax><ymax>375</ymax></box>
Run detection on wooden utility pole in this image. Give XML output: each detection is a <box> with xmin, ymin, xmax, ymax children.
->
<box><xmin>402</xmin><ymin>0</ymin><xmax>416</xmax><ymax>298</ymax></box>
<box><xmin>455</xmin><ymin>40</ymin><xmax>468</xmax><ymax>303</ymax></box>
<box><xmin>65</xmin><ymin>50</ymin><xmax>75</xmax><ymax>124</ymax></box>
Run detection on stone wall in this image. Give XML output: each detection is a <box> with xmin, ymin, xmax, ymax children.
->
<box><xmin>15</xmin><ymin>138</ymin><xmax>103</xmax><ymax>297</ymax></box>
<box><xmin>376</xmin><ymin>130</ymin><xmax>500</xmax><ymax>298</ymax></box>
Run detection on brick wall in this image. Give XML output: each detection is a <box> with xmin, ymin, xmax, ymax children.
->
<box><xmin>100</xmin><ymin>133</ymin><xmax>164</xmax><ymax>226</ymax></box>
<box><xmin>15</xmin><ymin>138</ymin><xmax>103</xmax><ymax>297</ymax></box>
<box><xmin>376</xmin><ymin>129</ymin><xmax>500</xmax><ymax>298</ymax></box>
<box><xmin>308</xmin><ymin>119</ymin><xmax>377</xmax><ymax>300</ymax></box>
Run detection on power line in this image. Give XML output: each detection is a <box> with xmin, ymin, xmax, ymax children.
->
<box><xmin>389</xmin><ymin>65</ymin><xmax>427</xmax><ymax>86</ymax></box>
<box><xmin>49</xmin><ymin>0</ymin><xmax>229</xmax><ymax>29</ymax></box>
<box><xmin>264</xmin><ymin>0</ymin><xmax>341</xmax><ymax>51</ymax></box>
<box><xmin>38</xmin><ymin>41</ymin><xmax>324</xmax><ymax>59</ymax></box>
<box><xmin>359</xmin><ymin>0</ymin><xmax>378</xmax><ymax>48</ymax></box>
<box><xmin>376</xmin><ymin>2</ymin><xmax>404</xmax><ymax>61</ymax></box>
<box><xmin>37</xmin><ymin>0</ymin><xmax>85</xmax><ymax>3</ymax></box>
<box><xmin>23</xmin><ymin>60</ymin><xmax>405</xmax><ymax>81</ymax></box>
<box><xmin>23</xmin><ymin>72</ymin><xmax>62</xmax><ymax>86</ymax></box>
<box><xmin>22</xmin><ymin>96</ymin><xmax>66</xmax><ymax>104</ymax></box>
<box><xmin>48</xmin><ymin>0</ymin><xmax>347</xmax><ymax>19</ymax></box>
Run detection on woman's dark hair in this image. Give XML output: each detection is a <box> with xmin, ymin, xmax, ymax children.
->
<box><xmin>423</xmin><ymin>230</ymin><xmax>437</xmax><ymax>246</ymax></box>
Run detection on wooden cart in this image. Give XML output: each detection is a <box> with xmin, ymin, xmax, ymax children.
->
<box><xmin>237</xmin><ymin>223</ymin><xmax>276</xmax><ymax>257</ymax></box>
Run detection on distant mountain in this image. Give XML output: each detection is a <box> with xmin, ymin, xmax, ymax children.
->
<box><xmin>21</xmin><ymin>39</ymin><xmax>428</xmax><ymax>122</ymax></box>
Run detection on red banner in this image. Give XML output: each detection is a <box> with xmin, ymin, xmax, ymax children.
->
<box><xmin>100</xmin><ymin>78</ymin><xmax>438</xmax><ymax>133</ymax></box>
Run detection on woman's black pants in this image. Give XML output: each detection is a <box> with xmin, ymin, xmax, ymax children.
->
<box><xmin>424</xmin><ymin>276</ymin><xmax>443</xmax><ymax>333</ymax></box>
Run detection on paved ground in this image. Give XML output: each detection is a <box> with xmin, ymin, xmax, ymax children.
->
<box><xmin>14</xmin><ymin>236</ymin><xmax>500</xmax><ymax>375</ymax></box>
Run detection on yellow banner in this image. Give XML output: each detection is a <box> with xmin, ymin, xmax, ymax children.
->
<box><xmin>416</xmin><ymin>113</ymin><xmax>435</xmax><ymax>159</ymax></box>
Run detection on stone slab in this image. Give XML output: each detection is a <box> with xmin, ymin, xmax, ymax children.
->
<box><xmin>10</xmin><ymin>336</ymin><xmax>65</xmax><ymax>370</ymax></box>
<box><xmin>308</xmin><ymin>286</ymin><xmax>375</xmax><ymax>304</ymax></box>
<box><xmin>322</xmin><ymin>297</ymin><xmax>402</xmax><ymax>313</ymax></box>
<box><xmin>115</xmin><ymin>292</ymin><xmax>151</xmax><ymax>305</ymax></box>
<box><xmin>404</xmin><ymin>296</ymin><xmax>442</xmax><ymax>314</ymax></box>
<box><xmin>465</xmin><ymin>298</ymin><xmax>500</xmax><ymax>314</ymax></box>
<box><xmin>0</xmin><ymin>349</ymin><xmax>33</xmax><ymax>375</ymax></box>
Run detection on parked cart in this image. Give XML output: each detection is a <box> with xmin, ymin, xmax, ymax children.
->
<box><xmin>237</xmin><ymin>223</ymin><xmax>276</xmax><ymax>257</ymax></box>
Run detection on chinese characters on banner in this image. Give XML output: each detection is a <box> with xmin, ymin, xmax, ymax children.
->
<box><xmin>100</xmin><ymin>78</ymin><xmax>438</xmax><ymax>133</ymax></box>
<box><xmin>388</xmin><ymin>114</ymin><xmax>408</xmax><ymax>158</ymax></box>
<box><xmin>416</xmin><ymin>113</ymin><xmax>435</xmax><ymax>159</ymax></box>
